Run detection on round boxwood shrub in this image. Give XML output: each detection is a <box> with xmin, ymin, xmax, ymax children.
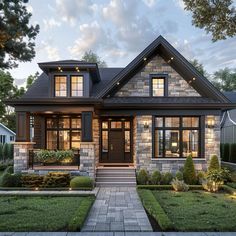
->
<box><xmin>183</xmin><ymin>155</ymin><xmax>197</xmax><ymax>185</ymax></box>
<box><xmin>161</xmin><ymin>172</ymin><xmax>173</xmax><ymax>185</ymax></box>
<box><xmin>137</xmin><ymin>169</ymin><xmax>149</xmax><ymax>185</ymax></box>
<box><xmin>175</xmin><ymin>171</ymin><xmax>183</xmax><ymax>181</ymax></box>
<box><xmin>0</xmin><ymin>172</ymin><xmax>21</xmax><ymax>187</ymax></box>
<box><xmin>70</xmin><ymin>176</ymin><xmax>94</xmax><ymax>189</ymax></box>
<box><xmin>208</xmin><ymin>155</ymin><xmax>220</xmax><ymax>171</ymax></box>
<box><xmin>150</xmin><ymin>170</ymin><xmax>161</xmax><ymax>185</ymax></box>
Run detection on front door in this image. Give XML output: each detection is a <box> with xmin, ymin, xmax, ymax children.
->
<box><xmin>100</xmin><ymin>119</ymin><xmax>133</xmax><ymax>163</ymax></box>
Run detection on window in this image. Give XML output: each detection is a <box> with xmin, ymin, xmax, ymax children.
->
<box><xmin>55</xmin><ymin>76</ymin><xmax>67</xmax><ymax>97</ymax></box>
<box><xmin>10</xmin><ymin>136</ymin><xmax>15</xmax><ymax>141</ymax></box>
<box><xmin>46</xmin><ymin>116</ymin><xmax>81</xmax><ymax>150</ymax></box>
<box><xmin>0</xmin><ymin>135</ymin><xmax>6</xmax><ymax>144</ymax></box>
<box><xmin>154</xmin><ymin>116</ymin><xmax>201</xmax><ymax>158</ymax></box>
<box><xmin>151</xmin><ymin>77</ymin><xmax>166</xmax><ymax>96</ymax></box>
<box><xmin>71</xmin><ymin>76</ymin><xmax>83</xmax><ymax>97</ymax></box>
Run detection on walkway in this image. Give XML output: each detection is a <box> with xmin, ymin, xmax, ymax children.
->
<box><xmin>82</xmin><ymin>187</ymin><xmax>152</xmax><ymax>232</ymax></box>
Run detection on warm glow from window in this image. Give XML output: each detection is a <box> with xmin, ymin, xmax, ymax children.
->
<box><xmin>152</xmin><ymin>78</ymin><xmax>165</xmax><ymax>96</ymax></box>
<box><xmin>71</xmin><ymin>76</ymin><xmax>83</xmax><ymax>97</ymax></box>
<box><xmin>55</xmin><ymin>76</ymin><xmax>67</xmax><ymax>97</ymax></box>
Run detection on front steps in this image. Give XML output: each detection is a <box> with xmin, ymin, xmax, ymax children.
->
<box><xmin>96</xmin><ymin>167</ymin><xmax>137</xmax><ymax>187</ymax></box>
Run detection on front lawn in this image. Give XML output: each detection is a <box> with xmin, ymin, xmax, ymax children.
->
<box><xmin>152</xmin><ymin>190</ymin><xmax>236</xmax><ymax>231</ymax></box>
<box><xmin>0</xmin><ymin>196</ymin><xmax>95</xmax><ymax>231</ymax></box>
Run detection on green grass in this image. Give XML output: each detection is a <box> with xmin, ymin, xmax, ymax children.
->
<box><xmin>227</xmin><ymin>182</ymin><xmax>236</xmax><ymax>189</ymax></box>
<box><xmin>0</xmin><ymin>196</ymin><xmax>95</xmax><ymax>231</ymax></box>
<box><xmin>152</xmin><ymin>190</ymin><xmax>236</xmax><ymax>231</ymax></box>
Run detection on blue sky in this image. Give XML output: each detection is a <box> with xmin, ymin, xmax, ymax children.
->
<box><xmin>9</xmin><ymin>0</ymin><xmax>236</xmax><ymax>86</ymax></box>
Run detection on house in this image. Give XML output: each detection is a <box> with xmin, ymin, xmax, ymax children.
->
<box><xmin>6</xmin><ymin>35</ymin><xmax>235</xmax><ymax>181</ymax></box>
<box><xmin>0</xmin><ymin>123</ymin><xmax>15</xmax><ymax>144</ymax></box>
<box><xmin>221</xmin><ymin>91</ymin><xmax>236</xmax><ymax>144</ymax></box>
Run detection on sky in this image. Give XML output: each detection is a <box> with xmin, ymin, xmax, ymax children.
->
<box><xmin>8</xmin><ymin>0</ymin><xmax>236</xmax><ymax>86</ymax></box>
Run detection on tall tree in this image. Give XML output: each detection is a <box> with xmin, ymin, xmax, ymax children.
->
<box><xmin>0</xmin><ymin>0</ymin><xmax>39</xmax><ymax>69</ymax></box>
<box><xmin>26</xmin><ymin>71</ymin><xmax>39</xmax><ymax>89</ymax></box>
<box><xmin>183</xmin><ymin>0</ymin><xmax>236</xmax><ymax>41</ymax></box>
<box><xmin>190</xmin><ymin>59</ymin><xmax>208</xmax><ymax>77</ymax></box>
<box><xmin>82</xmin><ymin>50</ymin><xmax>107</xmax><ymax>67</ymax></box>
<box><xmin>211</xmin><ymin>68</ymin><xmax>236</xmax><ymax>91</ymax></box>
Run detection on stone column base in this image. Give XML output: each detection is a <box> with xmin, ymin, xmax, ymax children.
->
<box><xmin>13</xmin><ymin>142</ymin><xmax>35</xmax><ymax>173</ymax></box>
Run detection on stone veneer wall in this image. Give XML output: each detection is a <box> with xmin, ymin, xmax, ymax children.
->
<box><xmin>115</xmin><ymin>55</ymin><xmax>200</xmax><ymax>97</ymax></box>
<box><xmin>135</xmin><ymin>115</ymin><xmax>220</xmax><ymax>173</ymax></box>
<box><xmin>93</xmin><ymin>118</ymin><xmax>100</xmax><ymax>167</ymax></box>
<box><xmin>14</xmin><ymin>142</ymin><xmax>35</xmax><ymax>173</ymax></box>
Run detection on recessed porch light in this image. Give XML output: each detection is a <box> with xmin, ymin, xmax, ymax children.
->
<box><xmin>171</xmin><ymin>57</ymin><xmax>174</xmax><ymax>60</ymax></box>
<box><xmin>193</xmin><ymin>77</ymin><xmax>196</xmax><ymax>81</ymax></box>
<box><xmin>143</xmin><ymin>57</ymin><xmax>147</xmax><ymax>61</ymax></box>
<box><xmin>117</xmin><ymin>82</ymin><xmax>120</xmax><ymax>85</ymax></box>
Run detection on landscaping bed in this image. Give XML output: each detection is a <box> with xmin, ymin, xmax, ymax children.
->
<box><xmin>0</xmin><ymin>195</ymin><xmax>95</xmax><ymax>231</ymax></box>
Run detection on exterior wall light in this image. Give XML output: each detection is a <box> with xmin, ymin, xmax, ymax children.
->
<box><xmin>207</xmin><ymin>116</ymin><xmax>215</xmax><ymax>128</ymax></box>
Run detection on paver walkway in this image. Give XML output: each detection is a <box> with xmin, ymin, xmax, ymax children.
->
<box><xmin>82</xmin><ymin>187</ymin><xmax>152</xmax><ymax>232</ymax></box>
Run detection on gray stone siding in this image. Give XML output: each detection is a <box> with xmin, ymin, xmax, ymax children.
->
<box><xmin>93</xmin><ymin>118</ymin><xmax>100</xmax><ymax>167</ymax></box>
<box><xmin>115</xmin><ymin>55</ymin><xmax>200</xmax><ymax>97</ymax></box>
<box><xmin>135</xmin><ymin>115</ymin><xmax>220</xmax><ymax>173</ymax></box>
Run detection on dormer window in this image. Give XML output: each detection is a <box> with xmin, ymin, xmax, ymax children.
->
<box><xmin>151</xmin><ymin>74</ymin><xmax>168</xmax><ymax>97</ymax></box>
<box><xmin>55</xmin><ymin>76</ymin><xmax>67</xmax><ymax>97</ymax></box>
<box><xmin>71</xmin><ymin>76</ymin><xmax>83</xmax><ymax>97</ymax></box>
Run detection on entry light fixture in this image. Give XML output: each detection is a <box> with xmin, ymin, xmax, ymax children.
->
<box><xmin>207</xmin><ymin>116</ymin><xmax>215</xmax><ymax>128</ymax></box>
<box><xmin>144</xmin><ymin>122</ymin><xmax>149</xmax><ymax>129</ymax></box>
<box><xmin>75</xmin><ymin>67</ymin><xmax>80</xmax><ymax>72</ymax></box>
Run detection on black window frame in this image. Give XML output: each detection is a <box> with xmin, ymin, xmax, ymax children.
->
<box><xmin>150</xmin><ymin>74</ymin><xmax>168</xmax><ymax>97</ymax></box>
<box><xmin>152</xmin><ymin>116</ymin><xmax>203</xmax><ymax>159</ymax></box>
<box><xmin>54</xmin><ymin>75</ymin><xmax>68</xmax><ymax>97</ymax></box>
<box><xmin>70</xmin><ymin>75</ymin><xmax>84</xmax><ymax>97</ymax></box>
<box><xmin>45</xmin><ymin>115</ymin><xmax>82</xmax><ymax>150</ymax></box>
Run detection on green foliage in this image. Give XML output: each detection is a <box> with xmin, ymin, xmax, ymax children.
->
<box><xmin>222</xmin><ymin>143</ymin><xmax>230</xmax><ymax>162</ymax></box>
<box><xmin>0</xmin><ymin>143</ymin><xmax>3</xmax><ymax>160</ymax></box>
<box><xmin>138</xmin><ymin>189</ymin><xmax>174</xmax><ymax>230</ymax></box>
<box><xmin>196</xmin><ymin>171</ymin><xmax>206</xmax><ymax>184</ymax></box>
<box><xmin>183</xmin><ymin>0</ymin><xmax>236</xmax><ymax>41</ymax></box>
<box><xmin>190</xmin><ymin>59</ymin><xmax>208</xmax><ymax>77</ymax></box>
<box><xmin>4</xmin><ymin>165</ymin><xmax>13</xmax><ymax>174</ymax></box>
<box><xmin>70</xmin><ymin>176</ymin><xmax>94</xmax><ymax>189</ymax></box>
<box><xmin>0</xmin><ymin>172</ymin><xmax>21</xmax><ymax>187</ymax></box>
<box><xmin>2</xmin><ymin>143</ymin><xmax>8</xmax><ymax>160</ymax></box>
<box><xmin>175</xmin><ymin>171</ymin><xmax>183</xmax><ymax>181</ymax></box>
<box><xmin>26</xmin><ymin>72</ymin><xmax>39</xmax><ymax>89</ymax></box>
<box><xmin>208</xmin><ymin>155</ymin><xmax>220</xmax><ymax>171</ymax></box>
<box><xmin>230</xmin><ymin>171</ymin><xmax>236</xmax><ymax>182</ymax></box>
<box><xmin>183</xmin><ymin>155</ymin><xmax>197</xmax><ymax>184</ymax></box>
<box><xmin>227</xmin><ymin>182</ymin><xmax>236</xmax><ymax>190</ymax></box>
<box><xmin>161</xmin><ymin>172</ymin><xmax>173</xmax><ymax>185</ymax></box>
<box><xmin>21</xmin><ymin>174</ymin><xmax>44</xmax><ymax>188</ymax></box>
<box><xmin>68</xmin><ymin>197</ymin><xmax>95</xmax><ymax>231</ymax></box>
<box><xmin>43</xmin><ymin>172</ymin><xmax>71</xmax><ymax>188</ymax></box>
<box><xmin>82</xmin><ymin>50</ymin><xmax>107</xmax><ymax>67</ymax></box>
<box><xmin>171</xmin><ymin>178</ymin><xmax>189</xmax><ymax>192</ymax></box>
<box><xmin>150</xmin><ymin>170</ymin><xmax>161</xmax><ymax>185</ymax></box>
<box><xmin>229</xmin><ymin>143</ymin><xmax>236</xmax><ymax>163</ymax></box>
<box><xmin>137</xmin><ymin>185</ymin><xmax>203</xmax><ymax>190</ymax></box>
<box><xmin>137</xmin><ymin>169</ymin><xmax>149</xmax><ymax>185</ymax></box>
<box><xmin>7</xmin><ymin>144</ymin><xmax>14</xmax><ymax>160</ymax></box>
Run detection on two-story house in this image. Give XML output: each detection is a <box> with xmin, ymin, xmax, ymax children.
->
<box><xmin>7</xmin><ymin>35</ymin><xmax>235</xmax><ymax>184</ymax></box>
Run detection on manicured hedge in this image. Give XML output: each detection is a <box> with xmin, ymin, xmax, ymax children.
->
<box><xmin>68</xmin><ymin>196</ymin><xmax>95</xmax><ymax>231</ymax></box>
<box><xmin>229</xmin><ymin>143</ymin><xmax>236</xmax><ymax>163</ymax></box>
<box><xmin>137</xmin><ymin>185</ymin><xmax>203</xmax><ymax>190</ymax></box>
<box><xmin>222</xmin><ymin>185</ymin><xmax>236</xmax><ymax>195</ymax></box>
<box><xmin>138</xmin><ymin>189</ymin><xmax>174</xmax><ymax>231</ymax></box>
<box><xmin>222</xmin><ymin>143</ymin><xmax>230</xmax><ymax>162</ymax></box>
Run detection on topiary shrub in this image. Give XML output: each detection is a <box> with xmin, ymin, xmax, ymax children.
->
<box><xmin>161</xmin><ymin>172</ymin><xmax>173</xmax><ymax>185</ymax></box>
<box><xmin>0</xmin><ymin>172</ymin><xmax>21</xmax><ymax>187</ymax></box>
<box><xmin>7</xmin><ymin>144</ymin><xmax>14</xmax><ymax>160</ymax></box>
<box><xmin>21</xmin><ymin>174</ymin><xmax>44</xmax><ymax>188</ymax></box>
<box><xmin>222</xmin><ymin>143</ymin><xmax>230</xmax><ymax>162</ymax></box>
<box><xmin>2</xmin><ymin>143</ymin><xmax>8</xmax><ymax>160</ymax></box>
<box><xmin>208</xmin><ymin>155</ymin><xmax>220</xmax><ymax>171</ymax></box>
<box><xmin>0</xmin><ymin>143</ymin><xmax>3</xmax><ymax>161</ymax></box>
<box><xmin>171</xmin><ymin>178</ymin><xmax>189</xmax><ymax>192</ymax></box>
<box><xmin>43</xmin><ymin>172</ymin><xmax>71</xmax><ymax>188</ymax></box>
<box><xmin>175</xmin><ymin>171</ymin><xmax>183</xmax><ymax>181</ymax></box>
<box><xmin>229</xmin><ymin>143</ymin><xmax>236</xmax><ymax>163</ymax></box>
<box><xmin>150</xmin><ymin>170</ymin><xmax>161</xmax><ymax>185</ymax></box>
<box><xmin>183</xmin><ymin>155</ymin><xmax>197</xmax><ymax>185</ymax></box>
<box><xmin>137</xmin><ymin>169</ymin><xmax>149</xmax><ymax>185</ymax></box>
<box><xmin>70</xmin><ymin>176</ymin><xmax>94</xmax><ymax>189</ymax></box>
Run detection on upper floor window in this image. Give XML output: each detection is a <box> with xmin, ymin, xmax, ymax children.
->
<box><xmin>71</xmin><ymin>76</ymin><xmax>83</xmax><ymax>97</ymax></box>
<box><xmin>151</xmin><ymin>75</ymin><xmax>167</xmax><ymax>97</ymax></box>
<box><xmin>55</xmin><ymin>76</ymin><xmax>67</xmax><ymax>97</ymax></box>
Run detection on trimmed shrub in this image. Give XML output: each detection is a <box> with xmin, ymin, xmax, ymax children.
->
<box><xmin>161</xmin><ymin>172</ymin><xmax>173</xmax><ymax>185</ymax></box>
<box><xmin>21</xmin><ymin>174</ymin><xmax>44</xmax><ymax>188</ymax></box>
<box><xmin>43</xmin><ymin>172</ymin><xmax>70</xmax><ymax>188</ymax></box>
<box><xmin>222</xmin><ymin>143</ymin><xmax>230</xmax><ymax>162</ymax></box>
<box><xmin>229</xmin><ymin>143</ymin><xmax>236</xmax><ymax>163</ymax></box>
<box><xmin>137</xmin><ymin>169</ymin><xmax>149</xmax><ymax>185</ymax></box>
<box><xmin>150</xmin><ymin>170</ymin><xmax>161</xmax><ymax>185</ymax></box>
<box><xmin>208</xmin><ymin>155</ymin><xmax>220</xmax><ymax>171</ymax></box>
<box><xmin>0</xmin><ymin>143</ymin><xmax>3</xmax><ymax>160</ymax></box>
<box><xmin>2</xmin><ymin>143</ymin><xmax>8</xmax><ymax>160</ymax></box>
<box><xmin>171</xmin><ymin>178</ymin><xmax>189</xmax><ymax>192</ymax></box>
<box><xmin>196</xmin><ymin>171</ymin><xmax>206</xmax><ymax>184</ymax></box>
<box><xmin>70</xmin><ymin>176</ymin><xmax>94</xmax><ymax>189</ymax></box>
<box><xmin>183</xmin><ymin>155</ymin><xmax>197</xmax><ymax>185</ymax></box>
<box><xmin>175</xmin><ymin>171</ymin><xmax>183</xmax><ymax>181</ymax></box>
<box><xmin>137</xmin><ymin>185</ymin><xmax>203</xmax><ymax>190</ymax></box>
<box><xmin>0</xmin><ymin>172</ymin><xmax>21</xmax><ymax>187</ymax></box>
<box><xmin>4</xmin><ymin>166</ymin><xmax>13</xmax><ymax>174</ymax></box>
<box><xmin>7</xmin><ymin>144</ymin><xmax>14</xmax><ymax>160</ymax></box>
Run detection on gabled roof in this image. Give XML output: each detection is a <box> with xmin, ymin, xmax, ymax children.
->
<box><xmin>0</xmin><ymin>123</ymin><xmax>16</xmax><ymax>135</ymax></box>
<box><xmin>97</xmin><ymin>35</ymin><xmax>230</xmax><ymax>103</ymax></box>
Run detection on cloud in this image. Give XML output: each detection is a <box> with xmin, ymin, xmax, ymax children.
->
<box><xmin>175</xmin><ymin>0</ymin><xmax>186</xmax><ymax>10</ymax></box>
<box><xmin>25</xmin><ymin>4</ymin><xmax>33</xmax><ymax>13</ymax></box>
<box><xmin>43</xmin><ymin>18</ymin><xmax>61</xmax><ymax>31</ymax></box>
<box><xmin>142</xmin><ymin>0</ymin><xmax>157</xmax><ymax>7</ymax></box>
<box><xmin>40</xmin><ymin>40</ymin><xmax>60</xmax><ymax>61</ymax></box>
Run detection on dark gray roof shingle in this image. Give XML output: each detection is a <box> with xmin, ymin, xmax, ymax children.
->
<box><xmin>223</xmin><ymin>92</ymin><xmax>236</xmax><ymax>103</ymax></box>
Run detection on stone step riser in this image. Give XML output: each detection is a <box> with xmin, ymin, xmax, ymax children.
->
<box><xmin>96</xmin><ymin>177</ymin><xmax>136</xmax><ymax>182</ymax></box>
<box><xmin>97</xmin><ymin>170</ymin><xmax>135</xmax><ymax>173</ymax></box>
<box><xmin>96</xmin><ymin>173</ymin><xmax>136</xmax><ymax>177</ymax></box>
<box><xmin>96</xmin><ymin>182</ymin><xmax>137</xmax><ymax>187</ymax></box>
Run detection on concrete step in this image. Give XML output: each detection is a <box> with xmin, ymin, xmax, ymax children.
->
<box><xmin>96</xmin><ymin>172</ymin><xmax>136</xmax><ymax>177</ymax></box>
<box><xmin>96</xmin><ymin>181</ymin><xmax>137</xmax><ymax>187</ymax></box>
<box><xmin>96</xmin><ymin>176</ymin><xmax>136</xmax><ymax>182</ymax></box>
<box><xmin>97</xmin><ymin>169</ymin><xmax>135</xmax><ymax>173</ymax></box>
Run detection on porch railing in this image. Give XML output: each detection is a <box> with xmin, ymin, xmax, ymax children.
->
<box><xmin>28</xmin><ymin>149</ymin><xmax>80</xmax><ymax>169</ymax></box>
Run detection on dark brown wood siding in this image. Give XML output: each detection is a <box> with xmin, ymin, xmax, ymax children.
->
<box><xmin>33</xmin><ymin>115</ymin><xmax>45</xmax><ymax>149</ymax></box>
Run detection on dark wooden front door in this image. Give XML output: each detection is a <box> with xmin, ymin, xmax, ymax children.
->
<box><xmin>109</xmin><ymin>130</ymin><xmax>124</xmax><ymax>163</ymax></box>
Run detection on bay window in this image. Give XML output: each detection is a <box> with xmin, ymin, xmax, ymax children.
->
<box><xmin>154</xmin><ymin>116</ymin><xmax>201</xmax><ymax>158</ymax></box>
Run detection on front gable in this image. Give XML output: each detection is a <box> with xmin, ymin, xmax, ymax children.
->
<box><xmin>114</xmin><ymin>55</ymin><xmax>200</xmax><ymax>97</ymax></box>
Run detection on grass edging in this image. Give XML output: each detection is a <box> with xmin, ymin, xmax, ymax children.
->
<box><xmin>137</xmin><ymin>185</ymin><xmax>203</xmax><ymax>190</ymax></box>
<box><xmin>0</xmin><ymin>187</ymin><xmax>93</xmax><ymax>191</ymax></box>
<box><xmin>68</xmin><ymin>196</ymin><xmax>95</xmax><ymax>231</ymax></box>
<box><xmin>137</xmin><ymin>189</ymin><xmax>174</xmax><ymax>231</ymax></box>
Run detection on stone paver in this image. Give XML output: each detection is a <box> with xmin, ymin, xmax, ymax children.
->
<box><xmin>82</xmin><ymin>187</ymin><xmax>152</xmax><ymax>232</ymax></box>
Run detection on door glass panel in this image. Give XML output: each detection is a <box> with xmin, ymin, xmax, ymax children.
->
<box><xmin>125</xmin><ymin>131</ymin><xmax>130</xmax><ymax>152</ymax></box>
<box><xmin>165</xmin><ymin>130</ymin><xmax>180</xmax><ymax>157</ymax></box>
<box><xmin>102</xmin><ymin>121</ymin><xmax>108</xmax><ymax>129</ymax></box>
<box><xmin>71</xmin><ymin>118</ymin><xmax>81</xmax><ymax>128</ymax></box>
<box><xmin>59</xmin><ymin>118</ymin><xmax>70</xmax><ymax>128</ymax></box>
<box><xmin>59</xmin><ymin>130</ymin><xmax>70</xmax><ymax>149</ymax></box>
<box><xmin>47</xmin><ymin>118</ymin><xmax>57</xmax><ymax>128</ymax></box>
<box><xmin>155</xmin><ymin>130</ymin><xmax>163</xmax><ymax>157</ymax></box>
<box><xmin>183</xmin><ymin>117</ymin><xmax>199</xmax><ymax>127</ymax></box>
<box><xmin>111</xmin><ymin>121</ymin><xmax>122</xmax><ymax>129</ymax></box>
<box><xmin>183</xmin><ymin>130</ymin><xmax>199</xmax><ymax>157</ymax></box>
<box><xmin>102</xmin><ymin>131</ymin><xmax>108</xmax><ymax>152</ymax></box>
<box><xmin>46</xmin><ymin>131</ymin><xmax>57</xmax><ymax>150</ymax></box>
